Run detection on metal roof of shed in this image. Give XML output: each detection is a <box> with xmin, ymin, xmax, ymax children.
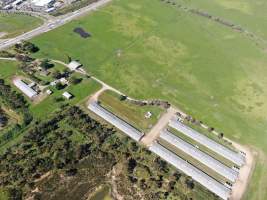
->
<box><xmin>88</xmin><ymin>102</ymin><xmax>143</xmax><ymax>141</ymax></box>
<box><xmin>149</xmin><ymin>142</ymin><xmax>231</xmax><ymax>200</ymax></box>
<box><xmin>160</xmin><ymin>130</ymin><xmax>238</xmax><ymax>182</ymax></box>
<box><xmin>169</xmin><ymin>120</ymin><xmax>245</xmax><ymax>167</ymax></box>
<box><xmin>13</xmin><ymin>79</ymin><xmax>37</xmax><ymax>99</ymax></box>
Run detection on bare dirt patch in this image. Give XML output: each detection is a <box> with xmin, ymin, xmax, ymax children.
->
<box><xmin>0</xmin><ymin>32</ymin><xmax>7</xmax><ymax>38</ymax></box>
<box><xmin>230</xmin><ymin>144</ymin><xmax>256</xmax><ymax>200</ymax></box>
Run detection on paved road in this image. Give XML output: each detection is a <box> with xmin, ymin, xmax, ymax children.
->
<box><xmin>0</xmin><ymin>0</ymin><xmax>112</xmax><ymax>51</ymax></box>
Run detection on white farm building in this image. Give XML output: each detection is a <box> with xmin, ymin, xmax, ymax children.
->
<box><xmin>13</xmin><ymin>79</ymin><xmax>37</xmax><ymax>99</ymax></box>
<box><xmin>62</xmin><ymin>91</ymin><xmax>73</xmax><ymax>99</ymax></box>
<box><xmin>68</xmin><ymin>61</ymin><xmax>82</xmax><ymax>71</ymax></box>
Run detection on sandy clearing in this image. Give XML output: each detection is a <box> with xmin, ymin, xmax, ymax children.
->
<box><xmin>141</xmin><ymin>106</ymin><xmax>176</xmax><ymax>146</ymax></box>
<box><xmin>230</xmin><ymin>143</ymin><xmax>256</xmax><ymax>200</ymax></box>
<box><xmin>89</xmin><ymin>85</ymin><xmax>109</xmax><ymax>103</ymax></box>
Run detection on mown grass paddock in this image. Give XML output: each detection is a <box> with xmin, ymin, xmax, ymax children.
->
<box><xmin>98</xmin><ymin>90</ymin><xmax>164</xmax><ymax>132</ymax></box>
<box><xmin>27</xmin><ymin>0</ymin><xmax>267</xmax><ymax>199</ymax></box>
<box><xmin>0</xmin><ymin>60</ymin><xmax>19</xmax><ymax>81</ymax></box>
<box><xmin>0</xmin><ymin>13</ymin><xmax>43</xmax><ymax>39</ymax></box>
<box><xmin>171</xmin><ymin>0</ymin><xmax>267</xmax><ymax>43</ymax></box>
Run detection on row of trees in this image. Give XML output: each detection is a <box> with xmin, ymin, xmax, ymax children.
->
<box><xmin>0</xmin><ymin>79</ymin><xmax>32</xmax><ymax>148</ymax></box>
<box><xmin>0</xmin><ymin>108</ymin><xmax>8</xmax><ymax>127</ymax></box>
<box><xmin>13</xmin><ymin>41</ymin><xmax>39</xmax><ymax>54</ymax></box>
<box><xmin>0</xmin><ymin>106</ymin><xmax>116</xmax><ymax>199</ymax></box>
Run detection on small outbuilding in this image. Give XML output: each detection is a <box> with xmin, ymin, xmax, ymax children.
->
<box><xmin>46</xmin><ymin>89</ymin><xmax>53</xmax><ymax>95</ymax></box>
<box><xmin>145</xmin><ymin>111</ymin><xmax>152</xmax><ymax>119</ymax></box>
<box><xmin>32</xmin><ymin>0</ymin><xmax>55</xmax><ymax>7</ymax></box>
<box><xmin>60</xmin><ymin>77</ymin><xmax>68</xmax><ymax>85</ymax></box>
<box><xmin>62</xmin><ymin>91</ymin><xmax>73</xmax><ymax>99</ymax></box>
<box><xmin>68</xmin><ymin>61</ymin><xmax>82</xmax><ymax>71</ymax></box>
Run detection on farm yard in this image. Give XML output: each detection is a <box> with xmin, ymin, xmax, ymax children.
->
<box><xmin>30</xmin><ymin>76</ymin><xmax>101</xmax><ymax>119</ymax></box>
<box><xmin>0</xmin><ymin>59</ymin><xmax>101</xmax><ymax>118</ymax></box>
<box><xmin>0</xmin><ymin>58</ymin><xmax>101</xmax><ymax>152</ymax></box>
<box><xmin>29</xmin><ymin>0</ymin><xmax>267</xmax><ymax>199</ymax></box>
<box><xmin>0</xmin><ymin>13</ymin><xmax>43</xmax><ymax>39</ymax></box>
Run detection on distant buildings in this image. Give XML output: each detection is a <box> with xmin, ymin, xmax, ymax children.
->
<box><xmin>11</xmin><ymin>0</ymin><xmax>23</xmax><ymax>6</ymax></box>
<box><xmin>45</xmin><ymin>7</ymin><xmax>55</xmax><ymax>13</ymax></box>
<box><xmin>31</xmin><ymin>0</ymin><xmax>54</xmax><ymax>7</ymax></box>
<box><xmin>13</xmin><ymin>79</ymin><xmax>37</xmax><ymax>99</ymax></box>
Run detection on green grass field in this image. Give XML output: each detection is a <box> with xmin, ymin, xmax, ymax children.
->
<box><xmin>22</xmin><ymin>0</ymin><xmax>267</xmax><ymax>198</ymax></box>
<box><xmin>90</xmin><ymin>186</ymin><xmax>112</xmax><ymax>200</ymax></box>
<box><xmin>0</xmin><ymin>13</ymin><xmax>43</xmax><ymax>39</ymax></box>
<box><xmin>173</xmin><ymin>0</ymin><xmax>267</xmax><ymax>42</ymax></box>
<box><xmin>98</xmin><ymin>90</ymin><xmax>164</xmax><ymax>132</ymax></box>
<box><xmin>0</xmin><ymin>189</ymin><xmax>8</xmax><ymax>200</ymax></box>
<box><xmin>0</xmin><ymin>60</ymin><xmax>19</xmax><ymax>81</ymax></box>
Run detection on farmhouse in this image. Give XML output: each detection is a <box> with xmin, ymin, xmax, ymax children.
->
<box><xmin>68</xmin><ymin>61</ymin><xmax>82</xmax><ymax>71</ymax></box>
<box><xmin>62</xmin><ymin>91</ymin><xmax>73</xmax><ymax>99</ymax></box>
<box><xmin>13</xmin><ymin>79</ymin><xmax>37</xmax><ymax>99</ymax></box>
<box><xmin>60</xmin><ymin>77</ymin><xmax>68</xmax><ymax>85</ymax></box>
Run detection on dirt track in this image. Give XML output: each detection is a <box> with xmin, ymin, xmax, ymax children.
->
<box><xmin>230</xmin><ymin>143</ymin><xmax>256</xmax><ymax>200</ymax></box>
<box><xmin>141</xmin><ymin>107</ymin><xmax>176</xmax><ymax>146</ymax></box>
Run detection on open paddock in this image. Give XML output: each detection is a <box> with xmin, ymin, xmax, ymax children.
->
<box><xmin>98</xmin><ymin>90</ymin><xmax>164</xmax><ymax>132</ymax></box>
